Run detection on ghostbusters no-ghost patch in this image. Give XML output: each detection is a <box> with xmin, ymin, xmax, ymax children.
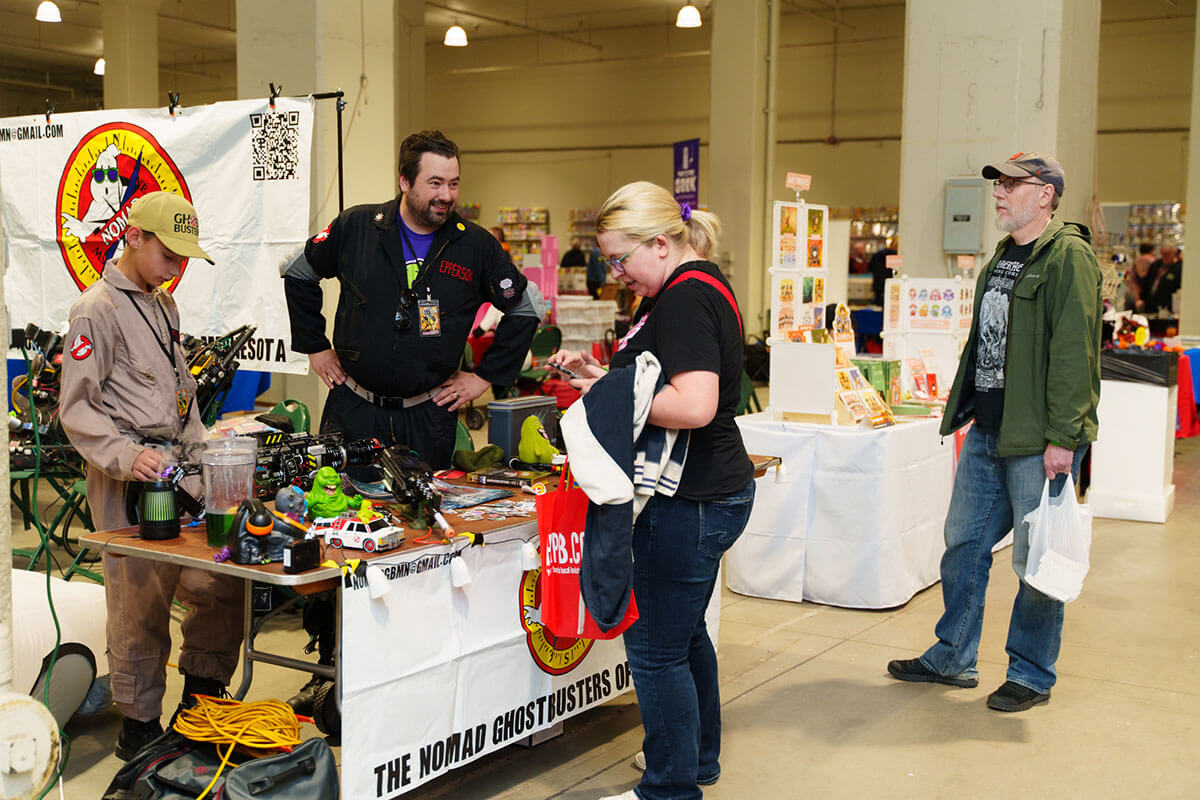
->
<box><xmin>70</xmin><ymin>334</ymin><xmax>93</xmax><ymax>360</ymax></box>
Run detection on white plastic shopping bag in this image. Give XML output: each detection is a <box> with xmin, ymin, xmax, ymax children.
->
<box><xmin>1022</xmin><ymin>475</ymin><xmax>1093</xmax><ymax>602</ymax></box>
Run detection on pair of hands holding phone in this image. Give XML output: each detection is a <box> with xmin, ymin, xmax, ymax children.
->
<box><xmin>545</xmin><ymin>350</ymin><xmax>606</xmax><ymax>394</ymax></box>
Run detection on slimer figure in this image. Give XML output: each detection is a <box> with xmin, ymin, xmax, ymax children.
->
<box><xmin>305</xmin><ymin>466</ymin><xmax>362</xmax><ymax>520</ymax></box>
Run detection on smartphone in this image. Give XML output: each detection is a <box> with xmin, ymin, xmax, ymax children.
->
<box><xmin>548</xmin><ymin>362</ymin><xmax>583</xmax><ymax>381</ymax></box>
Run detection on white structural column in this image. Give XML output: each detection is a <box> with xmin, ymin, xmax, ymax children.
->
<box><xmin>236</xmin><ymin>0</ymin><xmax>406</xmax><ymax>415</ymax></box>
<box><xmin>100</xmin><ymin>0</ymin><xmax>160</xmax><ymax>108</ymax></box>
<box><xmin>898</xmin><ymin>0</ymin><xmax>1100</xmax><ymax>278</ymax></box>
<box><xmin>394</xmin><ymin>0</ymin><xmax>425</xmax><ymax>157</ymax></box>
<box><xmin>1181</xmin><ymin>9</ymin><xmax>1200</xmax><ymax>335</ymax></box>
<box><xmin>708</xmin><ymin>0</ymin><xmax>769</xmax><ymax>332</ymax></box>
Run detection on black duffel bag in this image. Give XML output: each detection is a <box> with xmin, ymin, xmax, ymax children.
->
<box><xmin>105</xmin><ymin>733</ymin><xmax>338</xmax><ymax>800</ymax></box>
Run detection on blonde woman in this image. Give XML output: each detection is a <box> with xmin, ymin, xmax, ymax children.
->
<box><xmin>551</xmin><ymin>181</ymin><xmax>755</xmax><ymax>800</ymax></box>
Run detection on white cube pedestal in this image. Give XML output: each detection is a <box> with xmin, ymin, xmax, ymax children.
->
<box><xmin>1089</xmin><ymin>379</ymin><xmax>1176</xmax><ymax>523</ymax></box>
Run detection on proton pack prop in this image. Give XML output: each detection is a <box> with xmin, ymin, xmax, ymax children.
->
<box><xmin>182</xmin><ymin>323</ymin><xmax>257</xmax><ymax>425</ymax></box>
<box><xmin>229</xmin><ymin>497</ymin><xmax>309</xmax><ymax>565</ymax></box>
<box><xmin>378</xmin><ymin>445</ymin><xmax>454</xmax><ymax>538</ymax></box>
<box><xmin>9</xmin><ymin>324</ymin><xmax>79</xmax><ymax>470</ymax></box>
<box><xmin>10</xmin><ymin>323</ymin><xmax>66</xmax><ymax>433</ymax></box>
<box><xmin>250</xmin><ymin>431</ymin><xmax>383</xmax><ymax>498</ymax></box>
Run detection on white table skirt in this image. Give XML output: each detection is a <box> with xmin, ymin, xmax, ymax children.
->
<box><xmin>729</xmin><ymin>414</ymin><xmax>955</xmax><ymax>609</ymax></box>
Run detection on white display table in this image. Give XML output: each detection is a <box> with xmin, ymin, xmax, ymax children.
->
<box><xmin>728</xmin><ymin>414</ymin><xmax>955</xmax><ymax>608</ymax></box>
<box><xmin>1089</xmin><ymin>378</ymin><xmax>1176</xmax><ymax>523</ymax></box>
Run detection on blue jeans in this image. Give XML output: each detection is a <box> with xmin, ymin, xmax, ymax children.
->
<box><xmin>624</xmin><ymin>481</ymin><xmax>755</xmax><ymax>800</ymax></box>
<box><xmin>921</xmin><ymin>427</ymin><xmax>1087</xmax><ymax>694</ymax></box>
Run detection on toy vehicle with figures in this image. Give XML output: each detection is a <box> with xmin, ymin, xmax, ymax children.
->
<box><xmin>309</xmin><ymin>513</ymin><xmax>404</xmax><ymax>552</ymax></box>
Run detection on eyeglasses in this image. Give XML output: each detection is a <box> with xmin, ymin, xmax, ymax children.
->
<box><xmin>992</xmin><ymin>177</ymin><xmax>1045</xmax><ymax>193</ymax></box>
<box><xmin>394</xmin><ymin>289</ymin><xmax>418</xmax><ymax>331</ymax></box>
<box><xmin>603</xmin><ymin>239</ymin><xmax>652</xmax><ymax>274</ymax></box>
<box><xmin>93</xmin><ymin>168</ymin><xmax>119</xmax><ymax>183</ymax></box>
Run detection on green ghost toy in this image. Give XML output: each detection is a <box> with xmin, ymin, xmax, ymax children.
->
<box><xmin>518</xmin><ymin>415</ymin><xmax>559</xmax><ymax>465</ymax></box>
<box><xmin>305</xmin><ymin>465</ymin><xmax>362</xmax><ymax>520</ymax></box>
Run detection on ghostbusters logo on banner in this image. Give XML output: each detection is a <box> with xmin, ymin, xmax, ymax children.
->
<box><xmin>0</xmin><ymin>98</ymin><xmax>315</xmax><ymax>374</ymax></box>
<box><xmin>56</xmin><ymin>122</ymin><xmax>192</xmax><ymax>292</ymax></box>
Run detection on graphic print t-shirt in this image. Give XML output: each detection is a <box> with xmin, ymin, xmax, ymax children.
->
<box><xmin>397</xmin><ymin>212</ymin><xmax>436</xmax><ymax>287</ymax></box>
<box><xmin>973</xmin><ymin>240</ymin><xmax>1034</xmax><ymax>432</ymax></box>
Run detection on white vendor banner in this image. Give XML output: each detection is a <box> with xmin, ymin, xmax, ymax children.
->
<box><xmin>0</xmin><ymin>97</ymin><xmax>313</xmax><ymax>373</ymax></box>
<box><xmin>340</xmin><ymin>533</ymin><xmax>635</xmax><ymax>797</ymax></box>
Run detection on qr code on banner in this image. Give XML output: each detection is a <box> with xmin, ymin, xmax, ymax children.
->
<box><xmin>249</xmin><ymin>110</ymin><xmax>300</xmax><ymax>180</ymax></box>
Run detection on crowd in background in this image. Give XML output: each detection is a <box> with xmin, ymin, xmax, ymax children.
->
<box><xmin>1121</xmin><ymin>243</ymin><xmax>1184</xmax><ymax>315</ymax></box>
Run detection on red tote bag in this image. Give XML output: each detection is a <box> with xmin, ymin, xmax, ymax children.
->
<box><xmin>535</xmin><ymin>468</ymin><xmax>638</xmax><ymax>640</ymax></box>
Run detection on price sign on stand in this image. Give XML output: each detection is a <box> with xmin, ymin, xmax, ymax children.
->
<box><xmin>786</xmin><ymin>172</ymin><xmax>812</xmax><ymax>192</ymax></box>
<box><xmin>956</xmin><ymin>254</ymin><xmax>975</xmax><ymax>271</ymax></box>
<box><xmin>885</xmin><ymin>254</ymin><xmax>903</xmax><ymax>274</ymax></box>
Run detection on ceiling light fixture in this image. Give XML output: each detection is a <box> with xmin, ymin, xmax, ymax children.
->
<box><xmin>93</xmin><ymin>57</ymin><xmax>105</xmax><ymax>76</ymax></box>
<box><xmin>443</xmin><ymin>23</ymin><xmax>468</xmax><ymax>47</ymax></box>
<box><xmin>675</xmin><ymin>3</ymin><xmax>702</xmax><ymax>29</ymax></box>
<box><xmin>35</xmin><ymin>1</ymin><xmax>61</xmax><ymax>22</ymax></box>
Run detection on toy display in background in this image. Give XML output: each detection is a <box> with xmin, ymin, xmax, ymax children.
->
<box><xmin>275</xmin><ymin>485</ymin><xmax>308</xmax><ymax>520</ymax></box>
<box><xmin>517</xmin><ymin>415</ymin><xmax>562</xmax><ymax>466</ymax></box>
<box><xmin>251</xmin><ymin>430</ymin><xmax>383</xmax><ymax>499</ymax></box>
<box><xmin>9</xmin><ymin>323</ymin><xmax>84</xmax><ymax>471</ymax></box>
<box><xmin>378</xmin><ymin>445</ymin><xmax>454</xmax><ymax>540</ymax></box>
<box><xmin>10</xmin><ymin>323</ymin><xmax>67</xmax><ymax>437</ymax></box>
<box><xmin>227</xmin><ymin>497</ymin><xmax>308</xmax><ymax>565</ymax></box>
<box><xmin>308</xmin><ymin>510</ymin><xmax>404</xmax><ymax>552</ymax></box>
<box><xmin>1108</xmin><ymin>310</ymin><xmax>1151</xmax><ymax>347</ymax></box>
<box><xmin>181</xmin><ymin>323</ymin><xmax>257</xmax><ymax>426</ymax></box>
<box><xmin>305</xmin><ymin>466</ymin><xmax>363</xmax><ymax>520</ymax></box>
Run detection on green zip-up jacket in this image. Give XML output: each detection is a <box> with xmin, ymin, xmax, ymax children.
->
<box><xmin>939</xmin><ymin>218</ymin><xmax>1102</xmax><ymax>456</ymax></box>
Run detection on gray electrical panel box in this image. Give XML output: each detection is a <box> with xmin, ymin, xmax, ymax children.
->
<box><xmin>944</xmin><ymin>177</ymin><xmax>988</xmax><ymax>254</ymax></box>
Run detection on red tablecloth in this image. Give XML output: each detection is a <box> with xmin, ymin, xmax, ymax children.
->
<box><xmin>1177</xmin><ymin>355</ymin><xmax>1199</xmax><ymax>438</ymax></box>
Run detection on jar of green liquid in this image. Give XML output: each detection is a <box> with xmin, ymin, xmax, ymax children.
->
<box><xmin>200</xmin><ymin>438</ymin><xmax>258</xmax><ymax>548</ymax></box>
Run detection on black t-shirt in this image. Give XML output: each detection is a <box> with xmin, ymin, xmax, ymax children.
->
<box><xmin>974</xmin><ymin>240</ymin><xmax>1033</xmax><ymax>432</ymax></box>
<box><xmin>609</xmin><ymin>260</ymin><xmax>753</xmax><ymax>498</ymax></box>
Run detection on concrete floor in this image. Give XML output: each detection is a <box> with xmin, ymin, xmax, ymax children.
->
<box><xmin>12</xmin><ymin>433</ymin><xmax>1200</xmax><ymax>799</ymax></box>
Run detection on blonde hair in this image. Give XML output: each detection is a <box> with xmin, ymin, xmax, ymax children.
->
<box><xmin>596</xmin><ymin>181</ymin><xmax>721</xmax><ymax>260</ymax></box>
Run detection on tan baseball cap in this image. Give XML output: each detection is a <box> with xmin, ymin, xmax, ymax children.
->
<box><xmin>127</xmin><ymin>191</ymin><xmax>214</xmax><ymax>263</ymax></box>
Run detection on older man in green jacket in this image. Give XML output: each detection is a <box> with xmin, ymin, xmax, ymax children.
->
<box><xmin>888</xmin><ymin>152</ymin><xmax>1101</xmax><ymax>712</ymax></box>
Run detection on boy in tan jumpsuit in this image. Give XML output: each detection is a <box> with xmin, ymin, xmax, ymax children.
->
<box><xmin>59</xmin><ymin>192</ymin><xmax>244</xmax><ymax>760</ymax></box>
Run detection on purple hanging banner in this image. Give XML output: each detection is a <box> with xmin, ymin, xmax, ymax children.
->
<box><xmin>673</xmin><ymin>138</ymin><xmax>700</xmax><ymax>207</ymax></box>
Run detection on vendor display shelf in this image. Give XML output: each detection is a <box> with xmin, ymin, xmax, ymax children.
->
<box><xmin>498</xmin><ymin>206</ymin><xmax>550</xmax><ymax>261</ymax></box>
<box><xmin>558</xmin><ymin>267</ymin><xmax>588</xmax><ymax>293</ymax></box>
<box><xmin>831</xmin><ymin>205</ymin><xmax>899</xmax><ymax>255</ymax></box>
<box><xmin>568</xmin><ymin>208</ymin><xmax>598</xmax><ymax>252</ymax></box>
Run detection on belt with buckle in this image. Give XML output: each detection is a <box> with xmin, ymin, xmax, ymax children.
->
<box><xmin>343</xmin><ymin>376</ymin><xmax>436</xmax><ymax>409</ymax></box>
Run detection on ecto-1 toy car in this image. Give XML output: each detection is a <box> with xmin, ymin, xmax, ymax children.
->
<box><xmin>309</xmin><ymin>514</ymin><xmax>404</xmax><ymax>552</ymax></box>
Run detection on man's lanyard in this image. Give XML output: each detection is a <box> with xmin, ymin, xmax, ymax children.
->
<box><xmin>396</xmin><ymin>218</ymin><xmax>435</xmax><ymax>299</ymax></box>
<box><xmin>123</xmin><ymin>290</ymin><xmax>191</xmax><ymax>420</ymax></box>
<box><xmin>396</xmin><ymin>218</ymin><xmax>445</xmax><ymax>337</ymax></box>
